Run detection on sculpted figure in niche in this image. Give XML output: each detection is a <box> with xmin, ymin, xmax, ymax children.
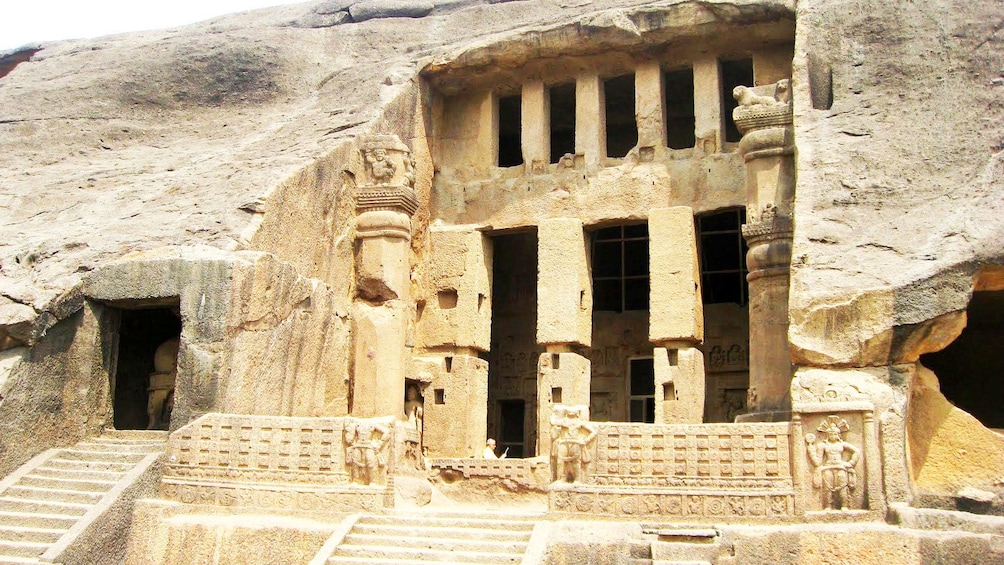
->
<box><xmin>403</xmin><ymin>384</ymin><xmax>425</xmax><ymax>469</ymax></box>
<box><xmin>147</xmin><ymin>337</ymin><xmax>180</xmax><ymax>430</ymax></box>
<box><xmin>550</xmin><ymin>405</ymin><xmax>597</xmax><ymax>483</ymax></box>
<box><xmin>805</xmin><ymin>415</ymin><xmax>861</xmax><ymax>510</ymax></box>
<box><xmin>364</xmin><ymin>147</ymin><xmax>395</xmax><ymax>184</ymax></box>
<box><xmin>344</xmin><ymin>419</ymin><xmax>389</xmax><ymax>486</ymax></box>
<box><xmin>404</xmin><ymin>384</ymin><xmax>424</xmax><ymax>431</ymax></box>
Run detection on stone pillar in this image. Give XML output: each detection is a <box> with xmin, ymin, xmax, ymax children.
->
<box><xmin>733</xmin><ymin>80</ymin><xmax>795</xmax><ymax>421</ymax></box>
<box><xmin>352</xmin><ymin>134</ymin><xmax>419</xmax><ymax>418</ymax></box>
<box><xmin>575</xmin><ymin>73</ymin><xmax>604</xmax><ymax>171</ymax></box>
<box><xmin>536</xmin><ymin>219</ymin><xmax>592</xmax><ymax>455</ymax></box>
<box><xmin>692</xmin><ymin>55</ymin><xmax>722</xmax><ymax>154</ymax></box>
<box><xmin>635</xmin><ymin>61</ymin><xmax>666</xmax><ymax>149</ymax></box>
<box><xmin>536</xmin><ymin>350</ymin><xmax>590</xmax><ymax>457</ymax></box>
<box><xmin>649</xmin><ymin>207</ymin><xmax>705</xmax><ymax>423</ymax></box>
<box><xmin>422</xmin><ymin>354</ymin><xmax>488</xmax><ymax>458</ymax></box>
<box><xmin>522</xmin><ymin>80</ymin><xmax>548</xmax><ymax>173</ymax></box>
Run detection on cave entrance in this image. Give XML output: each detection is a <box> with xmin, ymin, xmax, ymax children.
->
<box><xmin>487</xmin><ymin>230</ymin><xmax>539</xmax><ymax>457</ymax></box>
<box><xmin>111</xmin><ymin>306</ymin><xmax>182</xmax><ymax>430</ymax></box>
<box><xmin>920</xmin><ymin>290</ymin><xmax>1004</xmax><ymax>430</ymax></box>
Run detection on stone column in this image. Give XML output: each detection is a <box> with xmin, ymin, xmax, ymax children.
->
<box><xmin>575</xmin><ymin>73</ymin><xmax>605</xmax><ymax>171</ymax></box>
<box><xmin>352</xmin><ymin>134</ymin><xmax>419</xmax><ymax>419</ymax></box>
<box><xmin>536</xmin><ymin>218</ymin><xmax>592</xmax><ymax>456</ymax></box>
<box><xmin>522</xmin><ymin>80</ymin><xmax>548</xmax><ymax>173</ymax></box>
<box><xmin>733</xmin><ymin>81</ymin><xmax>795</xmax><ymax>421</ymax></box>
<box><xmin>649</xmin><ymin>207</ymin><xmax>705</xmax><ymax>423</ymax></box>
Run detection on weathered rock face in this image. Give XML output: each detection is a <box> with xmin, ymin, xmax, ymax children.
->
<box><xmin>788</xmin><ymin>0</ymin><xmax>1004</xmax><ymax>368</ymax></box>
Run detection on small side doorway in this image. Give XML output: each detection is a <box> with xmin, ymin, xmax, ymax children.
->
<box><xmin>112</xmin><ymin>307</ymin><xmax>181</xmax><ymax>430</ymax></box>
<box><xmin>498</xmin><ymin>399</ymin><xmax>526</xmax><ymax>459</ymax></box>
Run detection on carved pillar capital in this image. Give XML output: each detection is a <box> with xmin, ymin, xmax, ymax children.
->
<box><xmin>355</xmin><ymin>134</ymin><xmax>419</xmax><ymax>219</ymax></box>
<box><xmin>742</xmin><ymin>204</ymin><xmax>793</xmax><ymax>281</ymax></box>
<box><xmin>732</xmin><ymin>80</ymin><xmax>794</xmax><ymax>162</ymax></box>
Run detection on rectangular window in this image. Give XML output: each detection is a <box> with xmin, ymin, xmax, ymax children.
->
<box><xmin>591</xmin><ymin>223</ymin><xmax>649</xmax><ymax>312</ymax></box>
<box><xmin>720</xmin><ymin>58</ymin><xmax>754</xmax><ymax>143</ymax></box>
<box><xmin>604</xmin><ymin>74</ymin><xmax>637</xmax><ymax>158</ymax></box>
<box><xmin>497</xmin><ymin>93</ymin><xmax>522</xmax><ymax>167</ymax></box>
<box><xmin>629</xmin><ymin>358</ymin><xmax>655</xmax><ymax>423</ymax></box>
<box><xmin>696</xmin><ymin>209</ymin><xmax>749</xmax><ymax>305</ymax></box>
<box><xmin>549</xmin><ymin>82</ymin><xmax>576</xmax><ymax>163</ymax></box>
<box><xmin>664</xmin><ymin>67</ymin><xmax>696</xmax><ymax>149</ymax></box>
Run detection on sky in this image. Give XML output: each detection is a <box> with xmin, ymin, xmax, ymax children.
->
<box><xmin>1</xmin><ymin>0</ymin><xmax>307</xmax><ymax>51</ymax></box>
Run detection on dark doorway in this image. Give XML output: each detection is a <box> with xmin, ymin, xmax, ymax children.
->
<box><xmin>549</xmin><ymin>83</ymin><xmax>576</xmax><ymax>163</ymax></box>
<box><xmin>921</xmin><ymin>291</ymin><xmax>1004</xmax><ymax>429</ymax></box>
<box><xmin>664</xmin><ymin>67</ymin><xmax>696</xmax><ymax>149</ymax></box>
<box><xmin>498</xmin><ymin>93</ymin><xmax>523</xmax><ymax>167</ymax></box>
<box><xmin>487</xmin><ymin>231</ymin><xmax>540</xmax><ymax>456</ymax></box>
<box><xmin>498</xmin><ymin>400</ymin><xmax>526</xmax><ymax>459</ymax></box>
<box><xmin>604</xmin><ymin>74</ymin><xmax>638</xmax><ymax>158</ymax></box>
<box><xmin>113</xmin><ymin>308</ymin><xmax>181</xmax><ymax>430</ymax></box>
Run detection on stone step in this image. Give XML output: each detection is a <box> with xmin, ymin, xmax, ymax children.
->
<box><xmin>0</xmin><ymin>497</ymin><xmax>89</xmax><ymax>517</ymax></box>
<box><xmin>80</xmin><ymin>440</ymin><xmax>164</xmax><ymax>453</ymax></box>
<box><xmin>331</xmin><ymin>544</ymin><xmax>522</xmax><ymax>564</ymax></box>
<box><xmin>52</xmin><ymin>449</ymin><xmax>146</xmax><ymax>464</ymax></box>
<box><xmin>0</xmin><ymin>556</ymin><xmax>42</xmax><ymax>565</ymax></box>
<box><xmin>18</xmin><ymin>474</ymin><xmax>117</xmax><ymax>492</ymax></box>
<box><xmin>28</xmin><ymin>466</ymin><xmax>123</xmax><ymax>482</ymax></box>
<box><xmin>0</xmin><ymin>525</ymin><xmax>64</xmax><ymax>544</ymax></box>
<box><xmin>0</xmin><ymin>540</ymin><xmax>48</xmax><ymax>559</ymax></box>
<box><xmin>352</xmin><ymin>523</ymin><xmax>533</xmax><ymax>543</ymax></box>
<box><xmin>60</xmin><ymin>444</ymin><xmax>153</xmax><ymax>459</ymax></box>
<box><xmin>2</xmin><ymin>486</ymin><xmax>103</xmax><ymax>505</ymax></box>
<box><xmin>359</xmin><ymin>514</ymin><xmax>536</xmax><ymax>531</ymax></box>
<box><xmin>0</xmin><ymin>511</ymin><xmax>77</xmax><ymax>530</ymax></box>
<box><xmin>327</xmin><ymin>556</ymin><xmax>490</xmax><ymax>565</ymax></box>
<box><xmin>98</xmin><ymin>430</ymin><xmax>168</xmax><ymax>441</ymax></box>
<box><xmin>42</xmin><ymin>458</ymin><xmax>133</xmax><ymax>474</ymax></box>
<box><xmin>342</xmin><ymin>532</ymin><xmax>527</xmax><ymax>554</ymax></box>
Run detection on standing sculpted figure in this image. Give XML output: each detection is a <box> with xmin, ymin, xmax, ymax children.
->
<box><xmin>147</xmin><ymin>338</ymin><xmax>180</xmax><ymax>430</ymax></box>
<box><xmin>550</xmin><ymin>405</ymin><xmax>597</xmax><ymax>483</ymax></box>
<box><xmin>805</xmin><ymin>415</ymin><xmax>861</xmax><ymax>510</ymax></box>
<box><xmin>344</xmin><ymin>419</ymin><xmax>389</xmax><ymax>486</ymax></box>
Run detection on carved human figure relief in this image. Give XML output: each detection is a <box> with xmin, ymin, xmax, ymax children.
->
<box><xmin>344</xmin><ymin>419</ymin><xmax>390</xmax><ymax>486</ymax></box>
<box><xmin>805</xmin><ymin>415</ymin><xmax>861</xmax><ymax>510</ymax></box>
<box><xmin>363</xmin><ymin>147</ymin><xmax>396</xmax><ymax>184</ymax></box>
<box><xmin>550</xmin><ymin>405</ymin><xmax>597</xmax><ymax>483</ymax></box>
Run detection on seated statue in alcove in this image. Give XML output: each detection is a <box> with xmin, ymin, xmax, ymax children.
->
<box><xmin>147</xmin><ymin>337</ymin><xmax>179</xmax><ymax>430</ymax></box>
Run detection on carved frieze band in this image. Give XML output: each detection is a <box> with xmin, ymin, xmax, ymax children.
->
<box><xmin>741</xmin><ymin>205</ymin><xmax>793</xmax><ymax>243</ymax></box>
<box><xmin>356</xmin><ymin>187</ymin><xmax>420</xmax><ymax>216</ymax></box>
<box><xmin>549</xmin><ymin>488</ymin><xmax>795</xmax><ymax>518</ymax></box>
<box><xmin>161</xmin><ymin>481</ymin><xmax>387</xmax><ymax>512</ymax></box>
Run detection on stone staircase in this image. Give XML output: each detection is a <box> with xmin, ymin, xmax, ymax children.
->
<box><xmin>628</xmin><ymin>527</ymin><xmax>734</xmax><ymax>565</ymax></box>
<box><xmin>0</xmin><ymin>430</ymin><xmax>166</xmax><ymax>565</ymax></box>
<box><xmin>317</xmin><ymin>511</ymin><xmax>543</xmax><ymax>564</ymax></box>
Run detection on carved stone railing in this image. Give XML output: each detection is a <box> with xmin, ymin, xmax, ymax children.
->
<box><xmin>548</xmin><ymin>421</ymin><xmax>796</xmax><ymax>519</ymax></box>
<box><xmin>429</xmin><ymin>458</ymin><xmax>549</xmax><ymax>488</ymax></box>
<box><xmin>161</xmin><ymin>413</ymin><xmax>394</xmax><ymax>512</ymax></box>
